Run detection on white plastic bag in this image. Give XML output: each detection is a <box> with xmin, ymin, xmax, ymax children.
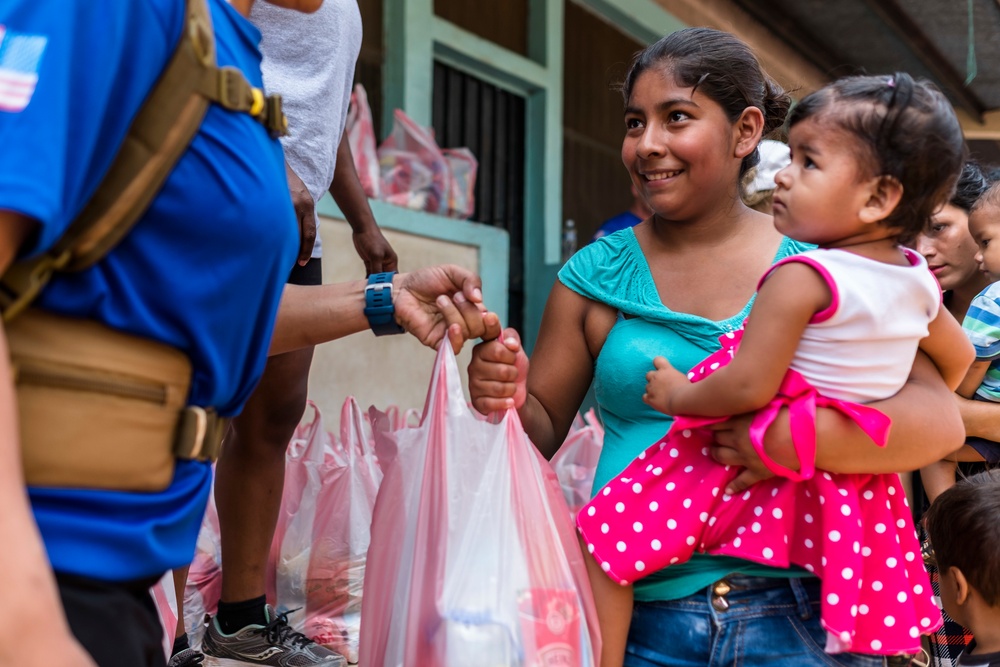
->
<box><xmin>549</xmin><ymin>408</ymin><xmax>604</xmax><ymax>518</ymax></box>
<box><xmin>359</xmin><ymin>344</ymin><xmax>601</xmax><ymax>666</ymax></box>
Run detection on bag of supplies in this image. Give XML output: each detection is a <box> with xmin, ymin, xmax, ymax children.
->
<box><xmin>346</xmin><ymin>83</ymin><xmax>381</xmax><ymax>199</ymax></box>
<box><xmin>302</xmin><ymin>398</ymin><xmax>382</xmax><ymax>663</ymax></box>
<box><xmin>550</xmin><ymin>408</ymin><xmax>604</xmax><ymax>518</ymax></box>
<box><xmin>182</xmin><ymin>478</ymin><xmax>223</xmax><ymax>650</ymax></box>
<box><xmin>269</xmin><ymin>399</ymin><xmax>382</xmax><ymax>664</ymax></box>
<box><xmin>151</xmin><ymin>571</ymin><xmax>180</xmax><ymax>661</ymax></box>
<box><xmin>358</xmin><ymin>344</ymin><xmax>601</xmax><ymax>667</ymax></box>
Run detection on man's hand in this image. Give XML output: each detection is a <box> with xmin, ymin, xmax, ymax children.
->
<box><xmin>642</xmin><ymin>356</ymin><xmax>689</xmax><ymax>415</ymax></box>
<box><xmin>393</xmin><ymin>265</ymin><xmax>499</xmax><ymax>353</ymax></box>
<box><xmin>352</xmin><ymin>227</ymin><xmax>398</xmax><ymax>275</ymax></box>
<box><xmin>285</xmin><ymin>162</ymin><xmax>317</xmax><ymax>266</ymax></box>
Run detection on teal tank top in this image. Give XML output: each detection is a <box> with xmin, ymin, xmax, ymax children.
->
<box><xmin>558</xmin><ymin>227</ymin><xmax>814</xmax><ymax>602</ymax></box>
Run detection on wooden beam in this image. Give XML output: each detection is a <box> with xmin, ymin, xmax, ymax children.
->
<box><xmin>860</xmin><ymin>0</ymin><xmax>985</xmax><ymax>120</ymax></box>
<box><xmin>956</xmin><ymin>108</ymin><xmax>1000</xmax><ymax>140</ymax></box>
<box><xmin>650</xmin><ymin>0</ymin><xmax>830</xmax><ymax>96</ymax></box>
<box><xmin>728</xmin><ymin>0</ymin><xmax>859</xmax><ymax>81</ymax></box>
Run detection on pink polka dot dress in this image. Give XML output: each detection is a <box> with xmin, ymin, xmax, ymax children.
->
<box><xmin>577</xmin><ymin>329</ymin><xmax>943</xmax><ymax>655</ymax></box>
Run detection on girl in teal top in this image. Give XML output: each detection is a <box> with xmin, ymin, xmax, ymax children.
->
<box><xmin>468</xmin><ymin>28</ymin><xmax>965</xmax><ymax>667</ymax></box>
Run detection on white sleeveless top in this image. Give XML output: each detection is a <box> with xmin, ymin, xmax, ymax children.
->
<box><xmin>766</xmin><ymin>247</ymin><xmax>941</xmax><ymax>403</ymax></box>
<box><xmin>251</xmin><ymin>0</ymin><xmax>363</xmax><ymax>258</ymax></box>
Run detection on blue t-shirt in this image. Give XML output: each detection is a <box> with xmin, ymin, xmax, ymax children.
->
<box><xmin>962</xmin><ymin>281</ymin><xmax>1000</xmax><ymax>402</ymax></box>
<box><xmin>591</xmin><ymin>211</ymin><xmax>641</xmax><ymax>242</ymax></box>
<box><xmin>559</xmin><ymin>229</ymin><xmax>813</xmax><ymax>601</ymax></box>
<box><xmin>0</xmin><ymin>0</ymin><xmax>298</xmax><ymax>580</ymax></box>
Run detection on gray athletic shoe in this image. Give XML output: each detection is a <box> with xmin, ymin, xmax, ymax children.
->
<box><xmin>201</xmin><ymin>606</ymin><xmax>347</xmax><ymax>667</ymax></box>
<box><xmin>168</xmin><ymin>648</ymin><xmax>205</xmax><ymax>667</ymax></box>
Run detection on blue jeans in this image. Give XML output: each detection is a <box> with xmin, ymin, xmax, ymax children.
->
<box><xmin>624</xmin><ymin>575</ymin><xmax>917</xmax><ymax>667</ymax></box>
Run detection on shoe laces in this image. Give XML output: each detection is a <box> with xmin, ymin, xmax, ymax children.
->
<box><xmin>257</xmin><ymin>608</ymin><xmax>313</xmax><ymax>648</ymax></box>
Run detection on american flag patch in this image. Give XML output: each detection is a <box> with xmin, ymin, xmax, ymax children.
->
<box><xmin>0</xmin><ymin>26</ymin><xmax>48</xmax><ymax>112</ymax></box>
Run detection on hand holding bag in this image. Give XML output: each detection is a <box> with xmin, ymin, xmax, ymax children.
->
<box><xmin>359</xmin><ymin>344</ymin><xmax>601</xmax><ymax>667</ymax></box>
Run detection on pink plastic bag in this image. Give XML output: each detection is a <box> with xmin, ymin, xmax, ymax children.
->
<box><xmin>378</xmin><ymin>110</ymin><xmax>450</xmax><ymax>216</ymax></box>
<box><xmin>550</xmin><ymin>408</ymin><xmax>604</xmax><ymax>517</ymax></box>
<box><xmin>267</xmin><ymin>403</ymin><xmax>328</xmax><ymax>624</ymax></box>
<box><xmin>359</xmin><ymin>344</ymin><xmax>601</xmax><ymax>666</ymax></box>
<box><xmin>346</xmin><ymin>83</ymin><xmax>381</xmax><ymax>199</ymax></box>
<box><xmin>442</xmin><ymin>147</ymin><xmax>477</xmax><ymax>219</ymax></box>
<box><xmin>300</xmin><ymin>398</ymin><xmax>382</xmax><ymax>663</ymax></box>
<box><xmin>183</xmin><ymin>477</ymin><xmax>222</xmax><ymax>650</ymax></box>
<box><xmin>268</xmin><ymin>400</ymin><xmax>382</xmax><ymax>664</ymax></box>
<box><xmin>151</xmin><ymin>572</ymin><xmax>179</xmax><ymax>661</ymax></box>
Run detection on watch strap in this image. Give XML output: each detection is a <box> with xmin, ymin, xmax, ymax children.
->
<box><xmin>364</xmin><ymin>271</ymin><xmax>405</xmax><ymax>336</ymax></box>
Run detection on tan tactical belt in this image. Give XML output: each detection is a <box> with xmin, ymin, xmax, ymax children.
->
<box><xmin>9</xmin><ymin>308</ymin><xmax>227</xmax><ymax>492</ymax></box>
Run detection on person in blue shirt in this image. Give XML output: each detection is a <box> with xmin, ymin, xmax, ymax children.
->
<box><xmin>0</xmin><ymin>1</ymin><xmax>495</xmax><ymax>666</ymax></box>
<box><xmin>590</xmin><ymin>184</ymin><xmax>652</xmax><ymax>242</ymax></box>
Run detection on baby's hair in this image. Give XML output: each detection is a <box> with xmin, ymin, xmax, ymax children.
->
<box><xmin>986</xmin><ymin>165</ymin><xmax>1000</xmax><ymax>184</ymax></box>
<box><xmin>788</xmin><ymin>73</ymin><xmax>966</xmax><ymax>245</ymax></box>
<box><xmin>620</xmin><ymin>27</ymin><xmax>791</xmax><ymax>179</ymax></box>
<box><xmin>949</xmin><ymin>161</ymin><xmax>989</xmax><ymax>213</ymax></box>
<box><xmin>971</xmin><ymin>178</ymin><xmax>1000</xmax><ymax>215</ymax></box>
<box><xmin>925</xmin><ymin>469</ymin><xmax>1000</xmax><ymax>607</ymax></box>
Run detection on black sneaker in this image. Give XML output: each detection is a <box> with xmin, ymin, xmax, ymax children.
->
<box><xmin>167</xmin><ymin>647</ymin><xmax>205</xmax><ymax>667</ymax></box>
<box><xmin>201</xmin><ymin>605</ymin><xmax>346</xmax><ymax>666</ymax></box>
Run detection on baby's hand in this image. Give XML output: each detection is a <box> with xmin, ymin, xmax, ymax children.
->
<box><xmin>642</xmin><ymin>356</ymin><xmax>689</xmax><ymax>414</ymax></box>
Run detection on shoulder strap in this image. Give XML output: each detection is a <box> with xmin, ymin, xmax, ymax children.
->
<box><xmin>0</xmin><ymin>0</ymin><xmax>287</xmax><ymax>322</ymax></box>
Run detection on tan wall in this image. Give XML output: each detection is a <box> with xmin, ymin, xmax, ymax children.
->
<box><xmin>307</xmin><ymin>216</ymin><xmax>480</xmax><ymax>430</ymax></box>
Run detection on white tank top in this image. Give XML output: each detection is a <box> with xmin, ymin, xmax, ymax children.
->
<box><xmin>767</xmin><ymin>247</ymin><xmax>941</xmax><ymax>403</ymax></box>
<box><xmin>251</xmin><ymin>0</ymin><xmax>363</xmax><ymax>258</ymax></box>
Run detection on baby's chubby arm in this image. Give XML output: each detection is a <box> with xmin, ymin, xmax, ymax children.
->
<box><xmin>643</xmin><ymin>262</ymin><xmax>830</xmax><ymax>417</ymax></box>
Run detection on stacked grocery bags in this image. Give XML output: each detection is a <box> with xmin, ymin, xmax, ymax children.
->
<box><xmin>346</xmin><ymin>83</ymin><xmax>478</xmax><ymax>220</ymax></box>
<box><xmin>158</xmin><ymin>344</ymin><xmax>605</xmax><ymax>666</ymax></box>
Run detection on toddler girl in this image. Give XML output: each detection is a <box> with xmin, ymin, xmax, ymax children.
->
<box><xmin>577</xmin><ymin>73</ymin><xmax>973</xmax><ymax>660</ymax></box>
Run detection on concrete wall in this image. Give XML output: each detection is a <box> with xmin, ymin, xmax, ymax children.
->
<box><xmin>306</xmin><ymin>215</ymin><xmax>480</xmax><ymax>429</ymax></box>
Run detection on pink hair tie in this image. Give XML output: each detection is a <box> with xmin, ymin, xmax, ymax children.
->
<box><xmin>887</xmin><ymin>76</ymin><xmax>896</xmax><ymax>88</ymax></box>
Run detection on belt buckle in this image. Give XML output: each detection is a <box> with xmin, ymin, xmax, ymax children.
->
<box><xmin>711</xmin><ymin>579</ymin><xmax>731</xmax><ymax>611</ymax></box>
<box><xmin>179</xmin><ymin>406</ymin><xmax>208</xmax><ymax>460</ymax></box>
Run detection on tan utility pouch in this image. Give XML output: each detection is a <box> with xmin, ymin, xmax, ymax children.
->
<box><xmin>9</xmin><ymin>309</ymin><xmax>227</xmax><ymax>492</ymax></box>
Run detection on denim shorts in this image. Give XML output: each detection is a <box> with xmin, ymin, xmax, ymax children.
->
<box><xmin>624</xmin><ymin>575</ymin><xmax>919</xmax><ymax>667</ymax></box>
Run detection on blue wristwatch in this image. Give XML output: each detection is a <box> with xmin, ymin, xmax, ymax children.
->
<box><xmin>364</xmin><ymin>271</ymin><xmax>405</xmax><ymax>336</ymax></box>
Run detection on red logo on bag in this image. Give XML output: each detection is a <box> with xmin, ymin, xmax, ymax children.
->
<box><xmin>519</xmin><ymin>589</ymin><xmax>581</xmax><ymax>667</ymax></box>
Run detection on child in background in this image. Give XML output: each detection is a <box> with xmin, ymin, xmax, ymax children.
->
<box><xmin>924</xmin><ymin>469</ymin><xmax>1000</xmax><ymax>666</ymax></box>
<box><xmin>577</xmin><ymin>73</ymin><xmax>973</xmax><ymax>662</ymax></box>
<box><xmin>921</xmin><ymin>181</ymin><xmax>1000</xmax><ymax>502</ymax></box>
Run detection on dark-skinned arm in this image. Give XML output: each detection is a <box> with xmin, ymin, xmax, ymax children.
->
<box><xmin>329</xmin><ymin>133</ymin><xmax>397</xmax><ymax>275</ymax></box>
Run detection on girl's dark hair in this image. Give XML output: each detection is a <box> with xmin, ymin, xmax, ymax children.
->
<box><xmin>621</xmin><ymin>28</ymin><xmax>791</xmax><ymax>179</ymax></box>
<box><xmin>972</xmin><ymin>179</ymin><xmax>1000</xmax><ymax>215</ymax></box>
<box><xmin>950</xmin><ymin>161</ymin><xmax>989</xmax><ymax>213</ymax></box>
<box><xmin>788</xmin><ymin>73</ymin><xmax>966</xmax><ymax>245</ymax></box>
<box><xmin>925</xmin><ymin>469</ymin><xmax>1000</xmax><ymax>607</ymax></box>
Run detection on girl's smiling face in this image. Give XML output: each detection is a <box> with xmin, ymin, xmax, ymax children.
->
<box><xmin>621</xmin><ymin>68</ymin><xmax>751</xmax><ymax>223</ymax></box>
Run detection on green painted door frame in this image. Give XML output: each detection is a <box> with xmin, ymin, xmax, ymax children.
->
<box><xmin>382</xmin><ymin>0</ymin><xmax>684</xmax><ymax>350</ymax></box>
